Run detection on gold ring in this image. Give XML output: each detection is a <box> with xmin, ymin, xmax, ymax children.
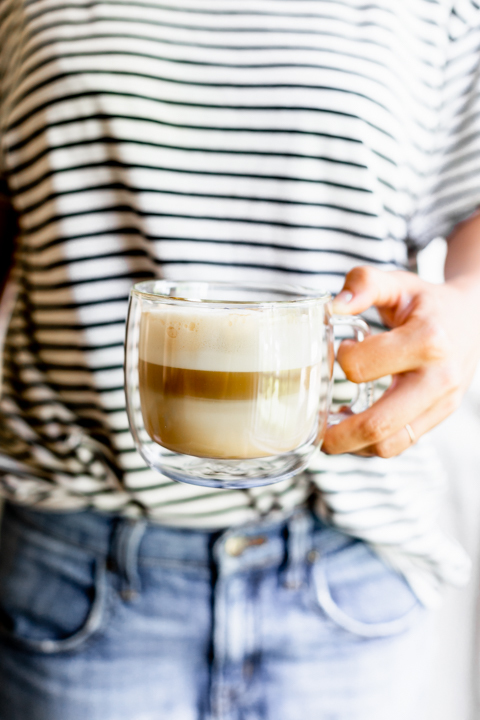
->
<box><xmin>404</xmin><ymin>423</ymin><xmax>416</xmax><ymax>445</ymax></box>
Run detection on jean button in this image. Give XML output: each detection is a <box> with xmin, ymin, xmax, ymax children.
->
<box><xmin>224</xmin><ymin>536</ymin><xmax>248</xmax><ymax>557</ymax></box>
<box><xmin>224</xmin><ymin>535</ymin><xmax>267</xmax><ymax>556</ymax></box>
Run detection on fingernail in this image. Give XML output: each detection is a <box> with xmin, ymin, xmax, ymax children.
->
<box><xmin>332</xmin><ymin>291</ymin><xmax>353</xmax><ymax>310</ymax></box>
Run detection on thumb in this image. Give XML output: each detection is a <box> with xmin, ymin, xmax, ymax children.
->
<box><xmin>331</xmin><ymin>266</ymin><xmax>417</xmax><ymax>316</ymax></box>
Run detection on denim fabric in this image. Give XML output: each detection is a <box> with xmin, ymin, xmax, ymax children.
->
<box><xmin>0</xmin><ymin>503</ymin><xmax>431</xmax><ymax>720</ymax></box>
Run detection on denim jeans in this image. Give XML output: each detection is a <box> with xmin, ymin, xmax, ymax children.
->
<box><xmin>0</xmin><ymin>502</ymin><xmax>431</xmax><ymax>720</ymax></box>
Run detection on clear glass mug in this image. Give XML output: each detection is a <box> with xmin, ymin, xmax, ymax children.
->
<box><xmin>125</xmin><ymin>280</ymin><xmax>372</xmax><ymax>489</ymax></box>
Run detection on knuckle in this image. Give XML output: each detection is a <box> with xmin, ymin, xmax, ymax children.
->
<box><xmin>420</xmin><ymin>321</ymin><xmax>449</xmax><ymax>363</ymax></box>
<box><xmin>371</xmin><ymin>440</ymin><xmax>399</xmax><ymax>459</ymax></box>
<box><xmin>361</xmin><ymin>414</ymin><xmax>392</xmax><ymax>445</ymax></box>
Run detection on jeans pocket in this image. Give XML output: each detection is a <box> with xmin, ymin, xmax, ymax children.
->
<box><xmin>311</xmin><ymin>537</ymin><xmax>421</xmax><ymax>638</ymax></box>
<box><xmin>0</xmin><ymin>509</ymin><xmax>108</xmax><ymax>654</ymax></box>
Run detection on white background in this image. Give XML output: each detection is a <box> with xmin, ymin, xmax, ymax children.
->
<box><xmin>417</xmin><ymin>239</ymin><xmax>480</xmax><ymax>720</ymax></box>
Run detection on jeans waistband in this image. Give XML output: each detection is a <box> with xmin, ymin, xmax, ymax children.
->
<box><xmin>3</xmin><ymin>501</ymin><xmax>353</xmax><ymax>580</ymax></box>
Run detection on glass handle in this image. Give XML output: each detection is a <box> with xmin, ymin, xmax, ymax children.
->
<box><xmin>328</xmin><ymin>315</ymin><xmax>374</xmax><ymax>425</ymax></box>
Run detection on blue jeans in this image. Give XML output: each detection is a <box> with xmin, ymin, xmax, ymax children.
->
<box><xmin>0</xmin><ymin>502</ymin><xmax>431</xmax><ymax>720</ymax></box>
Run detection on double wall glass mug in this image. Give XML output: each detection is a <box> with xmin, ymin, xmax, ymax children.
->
<box><xmin>125</xmin><ymin>281</ymin><xmax>373</xmax><ymax>489</ymax></box>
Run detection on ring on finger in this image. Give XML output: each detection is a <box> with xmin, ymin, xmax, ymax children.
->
<box><xmin>404</xmin><ymin>423</ymin><xmax>416</xmax><ymax>445</ymax></box>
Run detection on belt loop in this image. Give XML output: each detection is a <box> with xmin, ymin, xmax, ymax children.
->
<box><xmin>282</xmin><ymin>510</ymin><xmax>313</xmax><ymax>590</ymax></box>
<box><xmin>110</xmin><ymin>517</ymin><xmax>148</xmax><ymax>601</ymax></box>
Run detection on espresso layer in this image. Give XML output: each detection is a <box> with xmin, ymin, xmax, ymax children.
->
<box><xmin>139</xmin><ymin>360</ymin><xmax>313</xmax><ymax>401</ymax></box>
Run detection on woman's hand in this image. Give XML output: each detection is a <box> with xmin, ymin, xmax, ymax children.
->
<box><xmin>322</xmin><ymin>260</ymin><xmax>480</xmax><ymax>458</ymax></box>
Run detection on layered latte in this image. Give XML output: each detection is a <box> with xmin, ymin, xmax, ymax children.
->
<box><xmin>138</xmin><ymin>305</ymin><xmax>328</xmax><ymax>459</ymax></box>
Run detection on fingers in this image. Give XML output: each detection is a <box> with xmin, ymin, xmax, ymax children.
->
<box><xmin>353</xmin><ymin>393</ymin><xmax>460</xmax><ymax>459</ymax></box>
<box><xmin>331</xmin><ymin>265</ymin><xmax>418</xmax><ymax>316</ymax></box>
<box><xmin>325</xmin><ymin>264</ymin><xmax>465</xmax><ymax>459</ymax></box>
<box><xmin>323</xmin><ymin>369</ymin><xmax>453</xmax><ymax>456</ymax></box>
<box><xmin>331</xmin><ymin>266</ymin><xmax>450</xmax><ymax>382</ymax></box>
<box><xmin>336</xmin><ymin>314</ymin><xmax>448</xmax><ymax>382</ymax></box>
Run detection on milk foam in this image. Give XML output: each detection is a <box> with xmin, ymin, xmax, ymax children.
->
<box><xmin>141</xmin><ymin>393</ymin><xmax>321</xmax><ymax>458</ymax></box>
<box><xmin>139</xmin><ymin>305</ymin><xmax>325</xmax><ymax>372</ymax></box>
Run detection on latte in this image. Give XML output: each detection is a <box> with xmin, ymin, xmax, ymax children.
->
<box><xmin>138</xmin><ymin>306</ymin><xmax>328</xmax><ymax>458</ymax></box>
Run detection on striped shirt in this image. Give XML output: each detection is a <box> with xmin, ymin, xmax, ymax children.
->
<box><xmin>1</xmin><ymin>0</ymin><xmax>478</xmax><ymax>606</ymax></box>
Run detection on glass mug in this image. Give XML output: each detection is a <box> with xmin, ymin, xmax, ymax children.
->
<box><xmin>125</xmin><ymin>280</ymin><xmax>373</xmax><ymax>489</ymax></box>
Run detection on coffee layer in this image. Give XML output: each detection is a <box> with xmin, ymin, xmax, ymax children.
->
<box><xmin>139</xmin><ymin>360</ymin><xmax>314</xmax><ymax>401</ymax></box>
<box><xmin>140</xmin><ymin>393</ymin><xmax>323</xmax><ymax>459</ymax></box>
<box><xmin>139</xmin><ymin>360</ymin><xmax>327</xmax><ymax>458</ymax></box>
<box><xmin>138</xmin><ymin>303</ymin><xmax>329</xmax><ymax>458</ymax></box>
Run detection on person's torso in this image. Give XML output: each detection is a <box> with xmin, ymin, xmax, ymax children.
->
<box><xmin>0</xmin><ymin>0</ymin><xmax>463</xmax><ymax>525</ymax></box>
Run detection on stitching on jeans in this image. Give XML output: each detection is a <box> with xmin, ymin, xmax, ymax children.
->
<box><xmin>0</xmin><ymin>559</ymin><xmax>113</xmax><ymax>654</ymax></box>
<box><xmin>311</xmin><ymin>559</ymin><xmax>421</xmax><ymax>638</ymax></box>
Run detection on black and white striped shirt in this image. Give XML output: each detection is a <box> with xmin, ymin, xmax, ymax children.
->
<box><xmin>1</xmin><ymin>0</ymin><xmax>478</xmax><ymax>605</ymax></box>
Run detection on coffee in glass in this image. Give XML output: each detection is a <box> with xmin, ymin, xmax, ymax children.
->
<box><xmin>125</xmin><ymin>281</ymin><xmax>371</xmax><ymax>489</ymax></box>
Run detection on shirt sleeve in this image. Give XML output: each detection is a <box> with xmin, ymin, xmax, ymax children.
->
<box><xmin>409</xmin><ymin>0</ymin><xmax>480</xmax><ymax>247</ymax></box>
